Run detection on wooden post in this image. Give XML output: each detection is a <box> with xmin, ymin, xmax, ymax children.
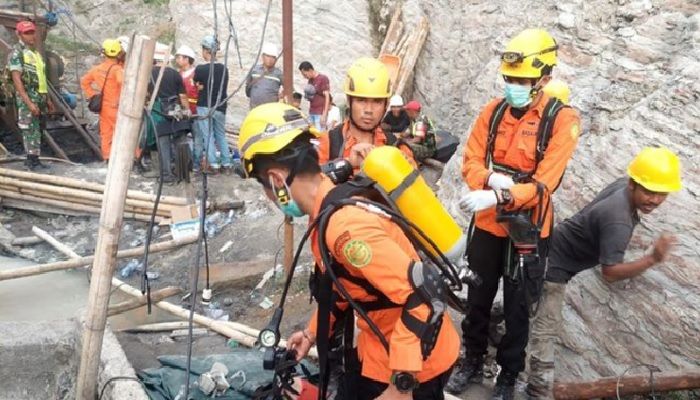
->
<box><xmin>553</xmin><ymin>370</ymin><xmax>700</xmax><ymax>400</ymax></box>
<box><xmin>282</xmin><ymin>0</ymin><xmax>295</xmax><ymax>273</ymax></box>
<box><xmin>76</xmin><ymin>35</ymin><xmax>155</xmax><ymax>400</ymax></box>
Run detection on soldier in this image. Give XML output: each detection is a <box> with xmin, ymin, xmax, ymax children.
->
<box><xmin>9</xmin><ymin>20</ymin><xmax>54</xmax><ymax>170</ymax></box>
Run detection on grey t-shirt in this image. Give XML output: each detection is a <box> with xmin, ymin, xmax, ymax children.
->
<box><xmin>546</xmin><ymin>178</ymin><xmax>640</xmax><ymax>283</ymax></box>
<box><xmin>246</xmin><ymin>64</ymin><xmax>282</xmax><ymax>109</ymax></box>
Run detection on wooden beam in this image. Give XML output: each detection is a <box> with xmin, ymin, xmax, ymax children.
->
<box><xmin>379</xmin><ymin>5</ymin><xmax>403</xmax><ymax>55</ymax></box>
<box><xmin>553</xmin><ymin>370</ymin><xmax>700</xmax><ymax>400</ymax></box>
<box><xmin>107</xmin><ymin>286</ymin><xmax>182</xmax><ymax>316</ymax></box>
<box><xmin>76</xmin><ymin>34</ymin><xmax>156</xmax><ymax>400</ymax></box>
<box><xmin>0</xmin><ymin>167</ymin><xmax>188</xmax><ymax>205</ymax></box>
<box><xmin>47</xmin><ymin>84</ymin><xmax>103</xmax><ymax>160</ymax></box>
<box><xmin>0</xmin><ymin>237</ymin><xmax>193</xmax><ymax>281</ymax></box>
<box><xmin>41</xmin><ymin>129</ymin><xmax>70</xmax><ymax>161</ymax></box>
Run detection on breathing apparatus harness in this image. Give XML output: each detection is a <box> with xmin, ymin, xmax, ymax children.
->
<box><xmin>481</xmin><ymin>96</ymin><xmax>569</xmax><ymax>316</ymax></box>
<box><xmin>259</xmin><ymin>172</ymin><xmax>477</xmax><ymax>400</ymax></box>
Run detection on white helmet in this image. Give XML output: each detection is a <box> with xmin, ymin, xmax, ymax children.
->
<box><xmin>261</xmin><ymin>43</ymin><xmax>279</xmax><ymax>58</ymax></box>
<box><xmin>389</xmin><ymin>94</ymin><xmax>404</xmax><ymax>107</ymax></box>
<box><xmin>175</xmin><ymin>45</ymin><xmax>196</xmax><ymax>60</ymax></box>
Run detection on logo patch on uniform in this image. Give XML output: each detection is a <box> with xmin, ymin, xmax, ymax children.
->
<box><xmin>342</xmin><ymin>240</ymin><xmax>372</xmax><ymax>268</ymax></box>
<box><xmin>570</xmin><ymin>124</ymin><xmax>580</xmax><ymax>139</ymax></box>
<box><xmin>333</xmin><ymin>231</ymin><xmax>352</xmax><ymax>256</ymax></box>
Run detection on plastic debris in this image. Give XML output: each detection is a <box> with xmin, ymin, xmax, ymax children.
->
<box><xmin>119</xmin><ymin>259</ymin><xmax>144</xmax><ymax>278</ymax></box>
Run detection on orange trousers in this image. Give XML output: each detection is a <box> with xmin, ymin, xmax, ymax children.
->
<box><xmin>99</xmin><ymin>109</ymin><xmax>117</xmax><ymax>160</ymax></box>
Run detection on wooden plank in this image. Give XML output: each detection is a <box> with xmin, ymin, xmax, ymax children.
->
<box><xmin>379</xmin><ymin>5</ymin><xmax>403</xmax><ymax>55</ymax></box>
<box><xmin>47</xmin><ymin>85</ymin><xmax>103</xmax><ymax>160</ymax></box>
<box><xmin>395</xmin><ymin>17</ymin><xmax>429</xmax><ymax>97</ymax></box>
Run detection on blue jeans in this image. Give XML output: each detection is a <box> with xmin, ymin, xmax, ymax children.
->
<box><xmin>196</xmin><ymin>107</ymin><xmax>231</xmax><ymax>169</ymax></box>
<box><xmin>309</xmin><ymin>114</ymin><xmax>323</xmax><ymax>131</ymax></box>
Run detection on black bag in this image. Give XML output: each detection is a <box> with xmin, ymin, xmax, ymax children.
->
<box><xmin>88</xmin><ymin>64</ymin><xmax>115</xmax><ymax>113</ymax></box>
<box><xmin>87</xmin><ymin>93</ymin><xmax>103</xmax><ymax>113</ymax></box>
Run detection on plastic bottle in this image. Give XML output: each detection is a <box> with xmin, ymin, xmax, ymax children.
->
<box><xmin>119</xmin><ymin>259</ymin><xmax>144</xmax><ymax>278</ymax></box>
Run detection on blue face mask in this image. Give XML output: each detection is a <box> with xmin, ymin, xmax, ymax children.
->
<box><xmin>504</xmin><ymin>83</ymin><xmax>533</xmax><ymax>108</ymax></box>
<box><xmin>271</xmin><ymin>177</ymin><xmax>306</xmax><ymax>218</ymax></box>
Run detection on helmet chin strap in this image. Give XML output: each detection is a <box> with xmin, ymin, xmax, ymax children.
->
<box><xmin>347</xmin><ymin>97</ymin><xmax>385</xmax><ymax>133</ymax></box>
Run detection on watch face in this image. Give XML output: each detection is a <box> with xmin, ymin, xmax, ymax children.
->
<box><xmin>259</xmin><ymin>329</ymin><xmax>277</xmax><ymax>347</ymax></box>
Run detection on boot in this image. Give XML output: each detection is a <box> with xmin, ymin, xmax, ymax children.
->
<box><xmin>25</xmin><ymin>155</ymin><xmax>36</xmax><ymax>171</ymax></box>
<box><xmin>492</xmin><ymin>369</ymin><xmax>518</xmax><ymax>400</ymax></box>
<box><xmin>141</xmin><ymin>151</ymin><xmax>160</xmax><ymax>178</ymax></box>
<box><xmin>445</xmin><ymin>354</ymin><xmax>484</xmax><ymax>394</ymax></box>
<box><xmin>33</xmin><ymin>155</ymin><xmax>49</xmax><ymax>170</ymax></box>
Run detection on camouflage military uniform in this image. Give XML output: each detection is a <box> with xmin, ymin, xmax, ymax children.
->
<box><xmin>8</xmin><ymin>42</ymin><xmax>47</xmax><ymax>156</ymax></box>
<box><xmin>407</xmin><ymin>114</ymin><xmax>437</xmax><ymax>161</ymax></box>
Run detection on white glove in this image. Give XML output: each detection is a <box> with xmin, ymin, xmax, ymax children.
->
<box><xmin>488</xmin><ymin>172</ymin><xmax>514</xmax><ymax>190</ymax></box>
<box><xmin>459</xmin><ymin>190</ymin><xmax>498</xmax><ymax>213</ymax></box>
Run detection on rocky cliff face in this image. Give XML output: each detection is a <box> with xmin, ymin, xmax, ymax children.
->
<box><xmin>53</xmin><ymin>0</ymin><xmax>698</xmax><ymax>382</ymax></box>
<box><xmin>402</xmin><ymin>0</ymin><xmax>699</xmax><ymax>382</ymax></box>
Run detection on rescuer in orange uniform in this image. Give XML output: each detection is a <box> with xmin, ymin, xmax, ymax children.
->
<box><xmin>81</xmin><ymin>39</ymin><xmax>124</xmax><ymax>160</ymax></box>
<box><xmin>238</xmin><ymin>102</ymin><xmax>459</xmax><ymax>400</ymax></box>
<box><xmin>446</xmin><ymin>29</ymin><xmax>580</xmax><ymax>400</ymax></box>
<box><xmin>316</xmin><ymin>57</ymin><xmax>415</xmax><ymax>174</ymax></box>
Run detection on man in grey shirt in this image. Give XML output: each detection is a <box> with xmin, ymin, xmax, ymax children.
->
<box><xmin>525</xmin><ymin>146</ymin><xmax>683</xmax><ymax>399</ymax></box>
<box><xmin>246</xmin><ymin>43</ymin><xmax>283</xmax><ymax>109</ymax></box>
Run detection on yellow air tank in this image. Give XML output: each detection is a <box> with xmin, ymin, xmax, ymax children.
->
<box><xmin>361</xmin><ymin>146</ymin><xmax>467</xmax><ymax>261</ymax></box>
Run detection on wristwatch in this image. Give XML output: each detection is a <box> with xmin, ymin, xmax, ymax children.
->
<box><xmin>390</xmin><ymin>372</ymin><xmax>418</xmax><ymax>393</ymax></box>
<box><xmin>496</xmin><ymin>189</ymin><xmax>513</xmax><ymax>206</ymax></box>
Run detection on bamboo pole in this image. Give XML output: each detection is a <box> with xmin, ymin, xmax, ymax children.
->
<box><xmin>0</xmin><ymin>167</ymin><xmax>188</xmax><ymax>205</ymax></box>
<box><xmin>119</xmin><ymin>321</ymin><xmax>192</xmax><ymax>333</ymax></box>
<box><xmin>77</xmin><ymin>35</ymin><xmax>156</xmax><ymax>400</ymax></box>
<box><xmin>76</xmin><ymin>35</ymin><xmax>155</xmax><ymax>399</ymax></box>
<box><xmin>107</xmin><ymin>286</ymin><xmax>182</xmax><ymax>316</ymax></box>
<box><xmin>0</xmin><ymin>188</ymin><xmax>161</xmax><ymax>222</ymax></box>
<box><xmin>0</xmin><ymin>175</ymin><xmax>177</xmax><ymax>212</ymax></box>
<box><xmin>553</xmin><ymin>370</ymin><xmax>700</xmax><ymax>399</ymax></box>
<box><xmin>12</xmin><ymin>230</ymin><xmax>67</xmax><ymax>246</ymax></box>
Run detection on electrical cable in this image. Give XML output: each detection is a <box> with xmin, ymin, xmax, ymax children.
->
<box><xmin>615</xmin><ymin>363</ymin><xmax>660</xmax><ymax>400</ymax></box>
<box><xmin>98</xmin><ymin>376</ymin><xmax>146</xmax><ymax>400</ymax></box>
<box><xmin>181</xmin><ymin>1</ymin><xmax>274</xmax><ymax>397</ymax></box>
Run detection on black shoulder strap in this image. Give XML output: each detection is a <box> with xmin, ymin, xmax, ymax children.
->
<box><xmin>328</xmin><ymin>125</ymin><xmax>345</xmax><ymax>160</ymax></box>
<box><xmin>485</xmin><ymin>98</ymin><xmax>509</xmax><ymax>167</ymax></box>
<box><xmin>535</xmin><ymin>97</ymin><xmax>568</xmax><ymax>164</ymax></box>
<box><xmin>319</xmin><ymin>176</ymin><xmax>376</xmax><ymax>211</ymax></box>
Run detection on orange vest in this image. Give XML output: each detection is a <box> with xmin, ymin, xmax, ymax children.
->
<box><xmin>461</xmin><ymin>95</ymin><xmax>580</xmax><ymax>238</ymax></box>
<box><xmin>306</xmin><ymin>176</ymin><xmax>459</xmax><ymax>384</ymax></box>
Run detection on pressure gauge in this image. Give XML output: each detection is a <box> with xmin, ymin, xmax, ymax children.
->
<box><xmin>259</xmin><ymin>328</ymin><xmax>279</xmax><ymax>348</ymax></box>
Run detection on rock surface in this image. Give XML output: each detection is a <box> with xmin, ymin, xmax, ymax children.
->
<box><xmin>45</xmin><ymin>0</ymin><xmax>700</xmax><ymax>383</ymax></box>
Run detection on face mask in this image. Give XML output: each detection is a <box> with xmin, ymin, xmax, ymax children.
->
<box><xmin>504</xmin><ymin>83</ymin><xmax>533</xmax><ymax>108</ymax></box>
<box><xmin>270</xmin><ymin>177</ymin><xmax>306</xmax><ymax>218</ymax></box>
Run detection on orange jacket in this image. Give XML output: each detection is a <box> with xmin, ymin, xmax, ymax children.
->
<box><xmin>306</xmin><ymin>175</ymin><xmax>459</xmax><ymax>384</ymax></box>
<box><xmin>462</xmin><ymin>95</ymin><xmax>580</xmax><ymax>238</ymax></box>
<box><xmin>80</xmin><ymin>59</ymin><xmax>124</xmax><ymax>112</ymax></box>
<box><xmin>316</xmin><ymin>120</ymin><xmax>416</xmax><ymax>173</ymax></box>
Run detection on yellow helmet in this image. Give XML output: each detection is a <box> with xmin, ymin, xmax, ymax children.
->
<box><xmin>343</xmin><ymin>57</ymin><xmax>391</xmax><ymax>99</ymax></box>
<box><xmin>543</xmin><ymin>79</ymin><xmax>570</xmax><ymax>104</ymax></box>
<box><xmin>238</xmin><ymin>102</ymin><xmax>320</xmax><ymax>176</ymax></box>
<box><xmin>102</xmin><ymin>39</ymin><xmax>122</xmax><ymax>58</ymax></box>
<box><xmin>627</xmin><ymin>146</ymin><xmax>682</xmax><ymax>193</ymax></box>
<box><xmin>500</xmin><ymin>29</ymin><xmax>558</xmax><ymax>79</ymax></box>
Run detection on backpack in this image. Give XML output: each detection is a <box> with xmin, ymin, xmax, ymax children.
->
<box><xmin>485</xmin><ymin>97</ymin><xmax>569</xmax><ymax>175</ymax></box>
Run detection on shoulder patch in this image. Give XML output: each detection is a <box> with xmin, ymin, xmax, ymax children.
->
<box><xmin>333</xmin><ymin>231</ymin><xmax>352</xmax><ymax>256</ymax></box>
<box><xmin>342</xmin><ymin>239</ymin><xmax>372</xmax><ymax>268</ymax></box>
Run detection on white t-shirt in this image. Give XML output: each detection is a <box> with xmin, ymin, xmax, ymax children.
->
<box><xmin>327</xmin><ymin>105</ymin><xmax>341</xmax><ymax>130</ymax></box>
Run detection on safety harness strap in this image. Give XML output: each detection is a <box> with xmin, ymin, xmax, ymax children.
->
<box><xmin>388</xmin><ymin>169</ymin><xmax>420</xmax><ymax>202</ymax></box>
